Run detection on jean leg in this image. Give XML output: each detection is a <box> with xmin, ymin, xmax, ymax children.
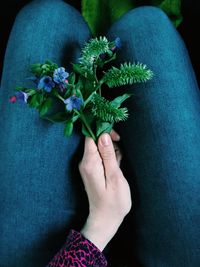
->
<box><xmin>106</xmin><ymin>6</ymin><xmax>200</xmax><ymax>267</ymax></box>
<box><xmin>0</xmin><ymin>1</ymin><xmax>91</xmax><ymax>266</ymax></box>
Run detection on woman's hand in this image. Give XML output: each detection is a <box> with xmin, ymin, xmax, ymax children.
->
<box><xmin>79</xmin><ymin>130</ymin><xmax>132</xmax><ymax>251</ymax></box>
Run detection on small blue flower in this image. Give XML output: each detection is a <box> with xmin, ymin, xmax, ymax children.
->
<box><xmin>111</xmin><ymin>37</ymin><xmax>122</xmax><ymax>52</ymax></box>
<box><xmin>37</xmin><ymin>76</ymin><xmax>55</xmax><ymax>92</ymax></box>
<box><xmin>16</xmin><ymin>91</ymin><xmax>29</xmax><ymax>103</ymax></box>
<box><xmin>64</xmin><ymin>95</ymin><xmax>84</xmax><ymax>111</ymax></box>
<box><xmin>114</xmin><ymin>37</ymin><xmax>122</xmax><ymax>49</ymax></box>
<box><xmin>53</xmin><ymin>67</ymin><xmax>69</xmax><ymax>84</ymax></box>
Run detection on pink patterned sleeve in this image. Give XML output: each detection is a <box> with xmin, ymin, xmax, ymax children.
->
<box><xmin>46</xmin><ymin>229</ymin><xmax>108</xmax><ymax>267</ymax></box>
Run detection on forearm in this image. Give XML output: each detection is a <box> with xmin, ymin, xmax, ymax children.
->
<box><xmin>80</xmin><ymin>215</ymin><xmax>123</xmax><ymax>251</ymax></box>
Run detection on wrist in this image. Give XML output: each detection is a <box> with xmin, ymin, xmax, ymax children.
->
<box><xmin>80</xmin><ymin>216</ymin><xmax>123</xmax><ymax>251</ymax></box>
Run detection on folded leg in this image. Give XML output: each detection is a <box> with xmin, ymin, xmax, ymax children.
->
<box><xmin>107</xmin><ymin>6</ymin><xmax>200</xmax><ymax>267</ymax></box>
<box><xmin>0</xmin><ymin>0</ymin><xmax>91</xmax><ymax>266</ymax></box>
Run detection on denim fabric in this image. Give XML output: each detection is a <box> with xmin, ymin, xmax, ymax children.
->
<box><xmin>0</xmin><ymin>1</ymin><xmax>91</xmax><ymax>266</ymax></box>
<box><xmin>0</xmin><ymin>1</ymin><xmax>200</xmax><ymax>267</ymax></box>
<box><xmin>106</xmin><ymin>7</ymin><xmax>200</xmax><ymax>267</ymax></box>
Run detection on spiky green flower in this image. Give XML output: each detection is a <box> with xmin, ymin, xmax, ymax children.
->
<box><xmin>90</xmin><ymin>93</ymin><xmax>128</xmax><ymax>123</ymax></box>
<box><xmin>103</xmin><ymin>62</ymin><xmax>154</xmax><ymax>88</ymax></box>
<box><xmin>79</xmin><ymin>36</ymin><xmax>110</xmax><ymax>67</ymax></box>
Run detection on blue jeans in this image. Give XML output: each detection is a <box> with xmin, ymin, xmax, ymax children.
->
<box><xmin>0</xmin><ymin>0</ymin><xmax>200</xmax><ymax>266</ymax></box>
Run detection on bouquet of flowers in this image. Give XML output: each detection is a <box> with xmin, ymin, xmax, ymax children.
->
<box><xmin>10</xmin><ymin>36</ymin><xmax>153</xmax><ymax>142</ymax></box>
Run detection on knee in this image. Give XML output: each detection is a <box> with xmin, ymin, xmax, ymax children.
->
<box><xmin>118</xmin><ymin>6</ymin><xmax>175</xmax><ymax>33</ymax></box>
<box><xmin>131</xmin><ymin>6</ymin><xmax>170</xmax><ymax>23</ymax></box>
<box><xmin>15</xmin><ymin>0</ymin><xmax>86</xmax><ymax>30</ymax></box>
<box><xmin>107</xmin><ymin>5</ymin><xmax>181</xmax><ymax>50</ymax></box>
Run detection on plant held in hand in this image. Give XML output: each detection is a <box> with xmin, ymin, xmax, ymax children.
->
<box><xmin>10</xmin><ymin>36</ymin><xmax>153</xmax><ymax>142</ymax></box>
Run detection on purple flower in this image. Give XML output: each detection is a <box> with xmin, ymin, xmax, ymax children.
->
<box><xmin>53</xmin><ymin>67</ymin><xmax>69</xmax><ymax>84</ymax></box>
<box><xmin>58</xmin><ymin>83</ymin><xmax>67</xmax><ymax>92</ymax></box>
<box><xmin>37</xmin><ymin>76</ymin><xmax>55</xmax><ymax>92</ymax></box>
<box><xmin>16</xmin><ymin>91</ymin><xmax>29</xmax><ymax>103</ymax></box>
<box><xmin>64</xmin><ymin>95</ymin><xmax>84</xmax><ymax>111</ymax></box>
<box><xmin>9</xmin><ymin>91</ymin><xmax>28</xmax><ymax>103</ymax></box>
<box><xmin>111</xmin><ymin>37</ymin><xmax>122</xmax><ymax>52</ymax></box>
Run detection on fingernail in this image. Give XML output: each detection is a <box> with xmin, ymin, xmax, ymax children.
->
<box><xmin>101</xmin><ymin>134</ymin><xmax>110</xmax><ymax>146</ymax></box>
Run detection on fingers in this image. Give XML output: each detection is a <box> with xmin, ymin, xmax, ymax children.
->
<box><xmin>98</xmin><ymin>133</ymin><xmax>119</xmax><ymax>178</ymax></box>
<box><xmin>83</xmin><ymin>128</ymin><xmax>120</xmax><ymax>158</ymax></box>
<box><xmin>81</xmin><ymin>130</ymin><xmax>122</xmax><ymax>172</ymax></box>
<box><xmin>83</xmin><ymin>136</ymin><xmax>98</xmax><ymax>158</ymax></box>
<box><xmin>79</xmin><ymin>136</ymin><xmax>105</xmax><ymax>188</ymax></box>
<box><xmin>110</xmin><ymin>129</ymin><xmax>120</xmax><ymax>141</ymax></box>
<box><xmin>110</xmin><ymin>129</ymin><xmax>122</xmax><ymax>166</ymax></box>
<box><xmin>113</xmin><ymin>142</ymin><xmax>122</xmax><ymax>165</ymax></box>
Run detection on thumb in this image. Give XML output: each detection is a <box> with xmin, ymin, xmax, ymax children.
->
<box><xmin>98</xmin><ymin>133</ymin><xmax>119</xmax><ymax>177</ymax></box>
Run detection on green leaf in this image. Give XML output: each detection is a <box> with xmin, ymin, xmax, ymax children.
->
<box><xmin>28</xmin><ymin>95</ymin><xmax>37</xmax><ymax>108</ymax></box>
<box><xmin>80</xmin><ymin>78</ymin><xmax>98</xmax><ymax>102</ymax></box>
<box><xmin>82</xmin><ymin>0</ymin><xmax>182</xmax><ymax>36</ymax></box>
<box><xmin>111</xmin><ymin>93</ymin><xmax>133</xmax><ymax>108</ymax></box>
<box><xmin>39</xmin><ymin>97</ymin><xmax>53</xmax><ymax>117</ymax></box>
<box><xmin>72</xmin><ymin>114</ymin><xmax>80</xmax><ymax>123</ymax></box>
<box><xmin>80</xmin><ymin>111</ymin><xmax>96</xmax><ymax>139</ymax></box>
<box><xmin>15</xmin><ymin>86</ymin><xmax>27</xmax><ymax>92</ymax></box>
<box><xmin>96</xmin><ymin>121</ymin><xmax>114</xmax><ymax>138</ymax></box>
<box><xmin>28</xmin><ymin>93</ymin><xmax>43</xmax><ymax>109</ymax></box>
<box><xmin>91</xmin><ymin>93</ymin><xmax>129</xmax><ymax>123</ymax></box>
<box><xmin>25</xmin><ymin>89</ymin><xmax>37</xmax><ymax>96</ymax></box>
<box><xmin>82</xmin><ymin>0</ymin><xmax>134</xmax><ymax>36</ymax></box>
<box><xmin>74</xmin><ymin>78</ymin><xmax>84</xmax><ymax>99</ymax></box>
<box><xmin>30</xmin><ymin>63</ymin><xmax>42</xmax><ymax>76</ymax></box>
<box><xmin>76</xmin><ymin>88</ymin><xmax>84</xmax><ymax>100</ymax></box>
<box><xmin>150</xmin><ymin>0</ymin><xmax>183</xmax><ymax>27</ymax></box>
<box><xmin>44</xmin><ymin>112</ymin><xmax>69</xmax><ymax>123</ymax></box>
<box><xmin>103</xmin><ymin>62</ymin><xmax>154</xmax><ymax>88</ymax></box>
<box><xmin>41</xmin><ymin>61</ymin><xmax>58</xmax><ymax>76</ymax></box>
<box><xmin>30</xmin><ymin>60</ymin><xmax>58</xmax><ymax>77</ymax></box>
<box><xmin>72</xmin><ymin>64</ymin><xmax>94</xmax><ymax>80</ymax></box>
<box><xmin>75</xmin><ymin>77</ymin><xmax>84</xmax><ymax>90</ymax></box>
<box><xmin>68</xmin><ymin>73</ymin><xmax>76</xmax><ymax>84</ymax></box>
<box><xmin>82</xmin><ymin>123</ymin><xmax>92</xmax><ymax>138</ymax></box>
<box><xmin>73</xmin><ymin>64</ymin><xmax>86</xmax><ymax>75</ymax></box>
<box><xmin>64</xmin><ymin>120</ymin><xmax>73</xmax><ymax>136</ymax></box>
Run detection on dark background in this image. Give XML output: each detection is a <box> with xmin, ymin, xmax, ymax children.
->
<box><xmin>0</xmin><ymin>0</ymin><xmax>200</xmax><ymax>85</ymax></box>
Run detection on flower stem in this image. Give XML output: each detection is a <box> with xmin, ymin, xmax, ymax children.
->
<box><xmin>56</xmin><ymin>94</ymin><xmax>65</xmax><ymax>102</ymax></box>
<box><xmin>74</xmin><ymin>110</ymin><xmax>96</xmax><ymax>142</ymax></box>
<box><xmin>84</xmin><ymin>91</ymin><xmax>96</xmax><ymax>106</ymax></box>
<box><xmin>57</xmin><ymin>93</ymin><xmax>96</xmax><ymax>141</ymax></box>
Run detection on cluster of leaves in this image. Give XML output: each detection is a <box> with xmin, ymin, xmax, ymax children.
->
<box><xmin>82</xmin><ymin>0</ymin><xmax>183</xmax><ymax>36</ymax></box>
<box><xmin>11</xmin><ymin>36</ymin><xmax>153</xmax><ymax>142</ymax></box>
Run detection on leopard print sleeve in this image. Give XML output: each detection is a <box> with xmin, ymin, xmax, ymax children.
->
<box><xmin>46</xmin><ymin>229</ymin><xmax>108</xmax><ymax>267</ymax></box>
